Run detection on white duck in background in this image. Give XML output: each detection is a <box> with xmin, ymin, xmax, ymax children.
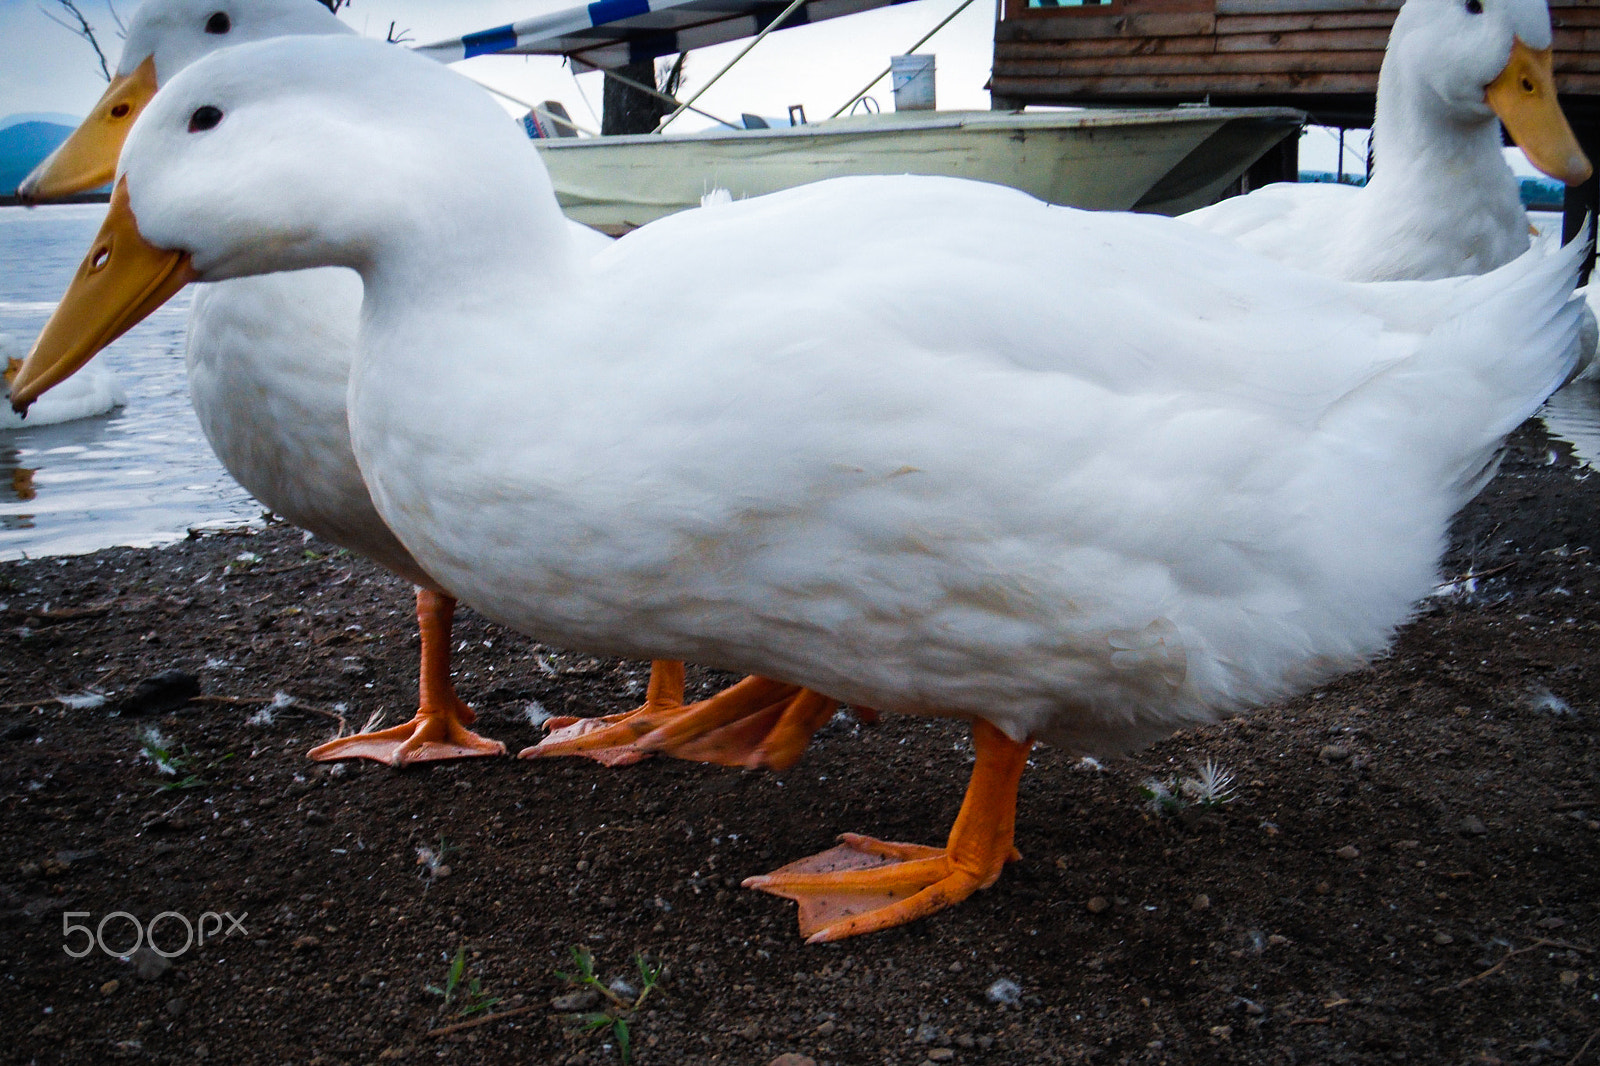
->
<box><xmin>17</xmin><ymin>0</ymin><xmax>619</xmax><ymax>765</ymax></box>
<box><xmin>2</xmin><ymin>332</ymin><xmax>125</xmax><ymax>430</ymax></box>
<box><xmin>14</xmin><ymin>36</ymin><xmax>1588</xmax><ymax>942</ymax></box>
<box><xmin>1183</xmin><ymin>0</ymin><xmax>1590</xmax><ymax>281</ymax></box>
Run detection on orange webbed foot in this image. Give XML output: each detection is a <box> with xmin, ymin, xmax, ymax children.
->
<box><xmin>521</xmin><ymin>662</ymin><xmax>838</xmax><ymax>771</ymax></box>
<box><xmin>744</xmin><ymin>719</ymin><xmax>1031</xmax><ymax>942</ymax></box>
<box><xmin>308</xmin><ymin>702</ymin><xmax>507</xmax><ymax>766</ymax></box>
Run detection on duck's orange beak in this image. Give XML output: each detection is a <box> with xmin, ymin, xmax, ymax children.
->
<box><xmin>18</xmin><ymin>57</ymin><xmax>159</xmax><ymax>203</ymax></box>
<box><xmin>1486</xmin><ymin>38</ymin><xmax>1592</xmax><ymax>186</ymax></box>
<box><xmin>10</xmin><ymin>177</ymin><xmax>196</xmax><ymax>415</ymax></box>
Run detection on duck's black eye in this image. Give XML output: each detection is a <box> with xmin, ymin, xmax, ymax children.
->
<box><xmin>205</xmin><ymin>11</ymin><xmax>230</xmax><ymax>33</ymax></box>
<box><xmin>1465</xmin><ymin>0</ymin><xmax>1483</xmax><ymax>13</ymax></box>
<box><xmin>188</xmin><ymin>105</ymin><xmax>224</xmax><ymax>132</ymax></box>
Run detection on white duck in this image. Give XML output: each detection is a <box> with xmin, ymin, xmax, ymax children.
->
<box><xmin>18</xmin><ymin>0</ymin><xmax>624</xmax><ymax>765</ymax></box>
<box><xmin>14</xmin><ymin>36</ymin><xmax>1588</xmax><ymax>942</ymax></box>
<box><xmin>1183</xmin><ymin>0</ymin><xmax>1590</xmax><ymax>281</ymax></box>
<box><xmin>2</xmin><ymin>332</ymin><xmax>125</xmax><ymax>429</ymax></box>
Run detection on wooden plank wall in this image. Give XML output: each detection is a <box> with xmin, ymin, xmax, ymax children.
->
<box><xmin>992</xmin><ymin>0</ymin><xmax>1600</xmax><ymax>107</ymax></box>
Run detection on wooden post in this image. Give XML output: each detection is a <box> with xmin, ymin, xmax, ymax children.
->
<box><xmin>1562</xmin><ymin>113</ymin><xmax>1600</xmax><ymax>285</ymax></box>
<box><xmin>1242</xmin><ymin>132</ymin><xmax>1299</xmax><ymax>192</ymax></box>
<box><xmin>602</xmin><ymin>60</ymin><xmax>672</xmax><ymax>136</ymax></box>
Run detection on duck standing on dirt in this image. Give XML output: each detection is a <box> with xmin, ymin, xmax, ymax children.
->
<box><xmin>12</xmin><ymin>36</ymin><xmax>1591</xmax><ymax>941</ymax></box>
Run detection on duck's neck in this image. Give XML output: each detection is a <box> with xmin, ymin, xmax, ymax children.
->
<box><xmin>1348</xmin><ymin>48</ymin><xmax>1528</xmax><ymax>278</ymax></box>
<box><xmin>1369</xmin><ymin>64</ymin><xmax>1508</xmax><ymax>198</ymax></box>
<box><xmin>344</xmin><ymin>149</ymin><xmax>581</xmax><ymax>454</ymax></box>
<box><xmin>363</xmin><ymin>187</ymin><xmax>575</xmax><ymax>332</ymax></box>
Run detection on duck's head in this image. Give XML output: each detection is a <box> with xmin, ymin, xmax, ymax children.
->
<box><xmin>1388</xmin><ymin>0</ymin><xmax>1590</xmax><ymax>183</ymax></box>
<box><xmin>17</xmin><ymin>0</ymin><xmax>351</xmax><ymax>202</ymax></box>
<box><xmin>11</xmin><ymin>34</ymin><xmax>547</xmax><ymax>414</ymax></box>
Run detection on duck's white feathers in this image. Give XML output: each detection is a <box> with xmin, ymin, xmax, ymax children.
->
<box><xmin>128</xmin><ymin>37</ymin><xmax>1587</xmax><ymax>754</ymax></box>
<box><xmin>184</xmin><ymin>268</ymin><xmax>439</xmax><ymax>586</ymax></box>
<box><xmin>359</xmin><ymin>174</ymin><xmax>1584</xmax><ymax>752</ymax></box>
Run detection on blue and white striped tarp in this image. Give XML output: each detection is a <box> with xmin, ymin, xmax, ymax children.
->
<box><xmin>414</xmin><ymin>0</ymin><xmax>919</xmax><ymax>70</ymax></box>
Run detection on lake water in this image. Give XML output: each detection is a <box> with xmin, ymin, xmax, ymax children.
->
<box><xmin>3</xmin><ymin>201</ymin><xmax>1600</xmax><ymax>563</ymax></box>
<box><xmin>1</xmin><ymin>204</ymin><xmax>259</xmax><ymax>561</ymax></box>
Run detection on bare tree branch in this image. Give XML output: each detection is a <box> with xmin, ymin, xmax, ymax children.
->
<box><xmin>39</xmin><ymin>0</ymin><xmax>112</xmax><ymax>82</ymax></box>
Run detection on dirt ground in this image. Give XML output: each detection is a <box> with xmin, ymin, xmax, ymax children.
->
<box><xmin>0</xmin><ymin>418</ymin><xmax>1596</xmax><ymax>1066</ymax></box>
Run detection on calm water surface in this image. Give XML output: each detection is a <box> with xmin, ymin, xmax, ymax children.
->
<box><xmin>3</xmin><ymin>202</ymin><xmax>1600</xmax><ymax>563</ymax></box>
<box><xmin>1</xmin><ymin>204</ymin><xmax>258</xmax><ymax>561</ymax></box>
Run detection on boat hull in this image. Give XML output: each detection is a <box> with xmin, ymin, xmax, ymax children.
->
<box><xmin>536</xmin><ymin>107</ymin><xmax>1303</xmax><ymax>234</ymax></box>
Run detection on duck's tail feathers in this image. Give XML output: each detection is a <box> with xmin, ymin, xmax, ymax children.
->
<box><xmin>1328</xmin><ymin>222</ymin><xmax>1589</xmax><ymax>500</ymax></box>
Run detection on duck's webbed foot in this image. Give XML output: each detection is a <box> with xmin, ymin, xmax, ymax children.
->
<box><xmin>522</xmin><ymin>662</ymin><xmax>838</xmax><ymax>771</ymax></box>
<box><xmin>309</xmin><ymin>589</ymin><xmax>506</xmax><ymax>766</ymax></box>
<box><xmin>744</xmin><ymin>718</ymin><xmax>1030</xmax><ymax>942</ymax></box>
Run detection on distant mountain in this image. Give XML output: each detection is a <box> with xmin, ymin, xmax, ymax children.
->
<box><xmin>0</xmin><ymin>114</ymin><xmax>80</xmax><ymax>195</ymax></box>
<box><xmin>0</xmin><ymin>112</ymin><xmax>82</xmax><ymax>132</ymax></box>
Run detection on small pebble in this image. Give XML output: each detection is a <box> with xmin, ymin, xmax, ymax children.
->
<box><xmin>814</xmin><ymin>1020</ymin><xmax>836</xmax><ymax>1037</ymax></box>
<box><xmin>1560</xmin><ymin>970</ymin><xmax>1581</xmax><ymax>987</ymax></box>
<box><xmin>119</xmin><ymin>669</ymin><xmax>202</xmax><ymax>715</ymax></box>
<box><xmin>550</xmin><ymin>990</ymin><xmax>600</xmax><ymax>1012</ymax></box>
<box><xmin>1458</xmin><ymin>816</ymin><xmax>1488</xmax><ymax>837</ymax></box>
<box><xmin>1335</xmin><ymin>845</ymin><xmax>1360</xmax><ymax>861</ymax></box>
<box><xmin>767</xmin><ymin>1056</ymin><xmax>816</xmax><ymax>1066</ymax></box>
<box><xmin>985</xmin><ymin>977</ymin><xmax>1023</xmax><ymax>1006</ymax></box>
<box><xmin>100</xmin><ymin>980</ymin><xmax>120</xmax><ymax>996</ymax></box>
<box><xmin>1086</xmin><ymin>896</ymin><xmax>1110</xmax><ymax>914</ymax></box>
<box><xmin>131</xmin><ymin>944</ymin><xmax>171</xmax><ymax>981</ymax></box>
<box><xmin>927</xmin><ymin>1050</ymin><xmax>956</xmax><ymax>1063</ymax></box>
<box><xmin>1433</xmin><ymin>932</ymin><xmax>1454</xmax><ymax>945</ymax></box>
<box><xmin>165</xmin><ymin>997</ymin><xmax>187</xmax><ymax>1018</ymax></box>
<box><xmin>1319</xmin><ymin>744</ymin><xmax>1349</xmax><ymax>762</ymax></box>
<box><xmin>1191</xmin><ymin>893</ymin><xmax>1211</xmax><ymax>912</ymax></box>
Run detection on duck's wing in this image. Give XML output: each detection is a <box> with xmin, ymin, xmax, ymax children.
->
<box><xmin>590</xmin><ymin>176</ymin><xmax>1478</xmax><ymax>422</ymax></box>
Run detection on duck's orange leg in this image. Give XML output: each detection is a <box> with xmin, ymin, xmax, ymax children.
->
<box><xmin>309</xmin><ymin>589</ymin><xmax>507</xmax><ymax>766</ymax></box>
<box><xmin>521</xmin><ymin>664</ymin><xmax>839</xmax><ymax>771</ymax></box>
<box><xmin>743</xmin><ymin>718</ymin><xmax>1030</xmax><ymax>942</ymax></box>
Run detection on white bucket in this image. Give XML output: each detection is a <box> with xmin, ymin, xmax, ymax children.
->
<box><xmin>890</xmin><ymin>54</ymin><xmax>936</xmax><ymax>111</ymax></box>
